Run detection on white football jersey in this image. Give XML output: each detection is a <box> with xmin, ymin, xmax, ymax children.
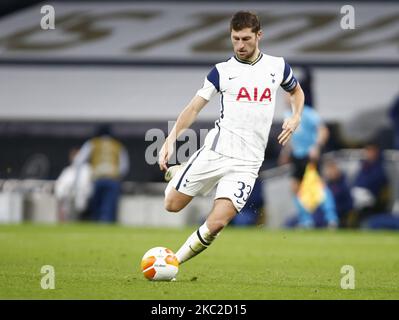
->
<box><xmin>197</xmin><ymin>52</ymin><xmax>298</xmax><ymax>162</ymax></box>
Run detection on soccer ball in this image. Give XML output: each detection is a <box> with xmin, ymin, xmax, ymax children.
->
<box><xmin>140</xmin><ymin>247</ymin><xmax>179</xmax><ymax>281</ymax></box>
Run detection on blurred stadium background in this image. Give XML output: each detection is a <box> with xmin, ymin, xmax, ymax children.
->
<box><xmin>0</xmin><ymin>0</ymin><xmax>398</xmax><ymax>228</ymax></box>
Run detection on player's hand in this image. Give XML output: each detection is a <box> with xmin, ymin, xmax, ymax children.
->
<box><xmin>158</xmin><ymin>140</ymin><xmax>174</xmax><ymax>171</ymax></box>
<box><xmin>278</xmin><ymin>116</ymin><xmax>301</xmax><ymax>146</ymax></box>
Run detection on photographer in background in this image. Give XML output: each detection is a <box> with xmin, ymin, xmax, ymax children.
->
<box><xmin>73</xmin><ymin>124</ymin><xmax>130</xmax><ymax>223</ymax></box>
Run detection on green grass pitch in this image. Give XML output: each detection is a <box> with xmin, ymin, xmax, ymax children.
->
<box><xmin>0</xmin><ymin>223</ymin><xmax>398</xmax><ymax>299</ymax></box>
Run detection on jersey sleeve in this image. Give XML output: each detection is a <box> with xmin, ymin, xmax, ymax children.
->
<box><xmin>280</xmin><ymin>60</ymin><xmax>298</xmax><ymax>92</ymax></box>
<box><xmin>196</xmin><ymin>66</ymin><xmax>220</xmax><ymax>101</ymax></box>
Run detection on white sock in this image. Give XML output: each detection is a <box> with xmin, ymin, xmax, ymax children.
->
<box><xmin>175</xmin><ymin>222</ymin><xmax>218</xmax><ymax>264</ymax></box>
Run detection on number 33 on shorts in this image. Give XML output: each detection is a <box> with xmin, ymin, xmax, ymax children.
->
<box><xmin>233</xmin><ymin>181</ymin><xmax>253</xmax><ymax>206</ymax></box>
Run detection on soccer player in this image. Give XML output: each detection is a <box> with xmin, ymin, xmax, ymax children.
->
<box><xmin>158</xmin><ymin>11</ymin><xmax>304</xmax><ymax>266</ymax></box>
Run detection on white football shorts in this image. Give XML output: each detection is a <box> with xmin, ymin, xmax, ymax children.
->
<box><xmin>165</xmin><ymin>146</ymin><xmax>262</xmax><ymax>212</ymax></box>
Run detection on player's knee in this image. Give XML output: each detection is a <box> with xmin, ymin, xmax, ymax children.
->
<box><xmin>164</xmin><ymin>198</ymin><xmax>181</xmax><ymax>213</ymax></box>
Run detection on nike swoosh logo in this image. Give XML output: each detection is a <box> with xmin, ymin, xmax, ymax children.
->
<box><xmin>229</xmin><ymin>76</ymin><xmax>237</xmax><ymax>80</ymax></box>
<box><xmin>270</xmin><ymin>73</ymin><xmax>275</xmax><ymax>77</ymax></box>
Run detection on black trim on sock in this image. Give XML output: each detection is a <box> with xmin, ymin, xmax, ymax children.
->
<box><xmin>188</xmin><ymin>245</ymin><xmax>199</xmax><ymax>254</ymax></box>
<box><xmin>196</xmin><ymin>229</ymin><xmax>210</xmax><ymax>246</ymax></box>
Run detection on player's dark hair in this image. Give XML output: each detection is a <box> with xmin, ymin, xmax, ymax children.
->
<box><xmin>230</xmin><ymin>11</ymin><xmax>261</xmax><ymax>33</ymax></box>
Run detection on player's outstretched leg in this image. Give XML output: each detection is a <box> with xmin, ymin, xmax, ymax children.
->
<box><xmin>175</xmin><ymin>198</ymin><xmax>237</xmax><ymax>264</ymax></box>
<box><xmin>164</xmin><ymin>187</ymin><xmax>193</xmax><ymax>213</ymax></box>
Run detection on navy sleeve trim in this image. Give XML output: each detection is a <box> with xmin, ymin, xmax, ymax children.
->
<box><xmin>281</xmin><ymin>62</ymin><xmax>298</xmax><ymax>92</ymax></box>
<box><xmin>206</xmin><ymin>66</ymin><xmax>220</xmax><ymax>92</ymax></box>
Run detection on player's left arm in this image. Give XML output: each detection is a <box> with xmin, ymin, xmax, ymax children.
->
<box><xmin>278</xmin><ymin>83</ymin><xmax>304</xmax><ymax>146</ymax></box>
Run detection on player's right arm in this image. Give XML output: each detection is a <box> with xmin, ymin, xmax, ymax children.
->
<box><xmin>158</xmin><ymin>95</ymin><xmax>208</xmax><ymax>171</ymax></box>
<box><xmin>159</xmin><ymin>65</ymin><xmax>220</xmax><ymax>171</ymax></box>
